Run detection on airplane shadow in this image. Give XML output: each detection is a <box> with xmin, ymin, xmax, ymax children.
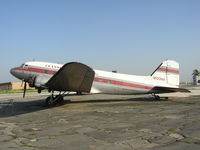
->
<box><xmin>0</xmin><ymin>99</ymin><xmax>47</xmax><ymax>118</ymax></box>
<box><xmin>0</xmin><ymin>96</ymin><xmax>168</xmax><ymax>118</ymax></box>
<box><xmin>67</xmin><ymin>97</ymin><xmax>167</xmax><ymax>104</ymax></box>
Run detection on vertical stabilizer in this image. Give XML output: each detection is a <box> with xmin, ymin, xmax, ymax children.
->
<box><xmin>151</xmin><ymin>60</ymin><xmax>180</xmax><ymax>86</ymax></box>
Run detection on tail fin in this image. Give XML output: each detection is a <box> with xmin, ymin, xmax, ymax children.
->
<box><xmin>151</xmin><ymin>60</ymin><xmax>180</xmax><ymax>86</ymax></box>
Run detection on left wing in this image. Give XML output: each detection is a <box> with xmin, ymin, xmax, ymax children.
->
<box><xmin>46</xmin><ymin>62</ymin><xmax>95</xmax><ymax>92</ymax></box>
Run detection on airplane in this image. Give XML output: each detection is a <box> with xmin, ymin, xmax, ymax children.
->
<box><xmin>10</xmin><ymin>60</ymin><xmax>190</xmax><ymax>105</ymax></box>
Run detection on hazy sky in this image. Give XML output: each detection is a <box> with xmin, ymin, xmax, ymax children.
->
<box><xmin>0</xmin><ymin>0</ymin><xmax>200</xmax><ymax>83</ymax></box>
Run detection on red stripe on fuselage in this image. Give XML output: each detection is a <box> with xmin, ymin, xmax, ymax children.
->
<box><xmin>157</xmin><ymin>67</ymin><xmax>179</xmax><ymax>74</ymax></box>
<box><xmin>94</xmin><ymin>77</ymin><xmax>153</xmax><ymax>90</ymax></box>
<box><xmin>14</xmin><ymin>67</ymin><xmax>56</xmax><ymax>75</ymax></box>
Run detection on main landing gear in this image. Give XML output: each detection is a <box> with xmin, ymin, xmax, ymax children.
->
<box><xmin>45</xmin><ymin>91</ymin><xmax>67</xmax><ymax>106</ymax></box>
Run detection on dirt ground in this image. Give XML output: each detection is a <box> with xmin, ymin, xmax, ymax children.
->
<box><xmin>0</xmin><ymin>90</ymin><xmax>200</xmax><ymax>150</ymax></box>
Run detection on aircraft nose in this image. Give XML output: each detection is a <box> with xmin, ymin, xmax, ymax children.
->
<box><xmin>10</xmin><ymin>67</ymin><xmax>26</xmax><ymax>80</ymax></box>
<box><xmin>10</xmin><ymin>67</ymin><xmax>21</xmax><ymax>79</ymax></box>
<box><xmin>10</xmin><ymin>68</ymin><xmax>16</xmax><ymax>76</ymax></box>
<box><xmin>10</xmin><ymin>68</ymin><xmax>14</xmax><ymax>75</ymax></box>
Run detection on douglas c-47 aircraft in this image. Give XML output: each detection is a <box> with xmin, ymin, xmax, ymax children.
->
<box><xmin>10</xmin><ymin>60</ymin><xmax>190</xmax><ymax>105</ymax></box>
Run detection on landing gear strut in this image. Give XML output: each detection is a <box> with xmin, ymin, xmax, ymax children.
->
<box><xmin>152</xmin><ymin>93</ymin><xmax>169</xmax><ymax>100</ymax></box>
<box><xmin>152</xmin><ymin>93</ymin><xmax>160</xmax><ymax>100</ymax></box>
<box><xmin>76</xmin><ymin>91</ymin><xmax>82</xmax><ymax>95</ymax></box>
<box><xmin>45</xmin><ymin>91</ymin><xmax>65</xmax><ymax>106</ymax></box>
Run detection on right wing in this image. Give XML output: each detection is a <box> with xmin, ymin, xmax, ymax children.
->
<box><xmin>46</xmin><ymin>62</ymin><xmax>95</xmax><ymax>92</ymax></box>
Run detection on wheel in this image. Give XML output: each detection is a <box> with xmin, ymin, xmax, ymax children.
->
<box><xmin>155</xmin><ymin>95</ymin><xmax>160</xmax><ymax>100</ymax></box>
<box><xmin>54</xmin><ymin>95</ymin><xmax>64</xmax><ymax>104</ymax></box>
<box><xmin>45</xmin><ymin>96</ymin><xmax>52</xmax><ymax>106</ymax></box>
<box><xmin>77</xmin><ymin>92</ymin><xmax>82</xmax><ymax>95</ymax></box>
<box><xmin>38</xmin><ymin>89</ymin><xmax>42</xmax><ymax>93</ymax></box>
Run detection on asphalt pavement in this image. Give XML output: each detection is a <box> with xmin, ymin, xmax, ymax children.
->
<box><xmin>0</xmin><ymin>89</ymin><xmax>200</xmax><ymax>150</ymax></box>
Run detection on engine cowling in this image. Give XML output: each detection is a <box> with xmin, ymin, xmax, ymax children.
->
<box><xmin>29</xmin><ymin>75</ymin><xmax>51</xmax><ymax>88</ymax></box>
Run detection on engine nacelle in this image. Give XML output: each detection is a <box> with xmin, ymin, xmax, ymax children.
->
<box><xmin>29</xmin><ymin>75</ymin><xmax>51</xmax><ymax>88</ymax></box>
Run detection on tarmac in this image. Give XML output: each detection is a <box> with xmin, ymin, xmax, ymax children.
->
<box><xmin>0</xmin><ymin>88</ymin><xmax>200</xmax><ymax>150</ymax></box>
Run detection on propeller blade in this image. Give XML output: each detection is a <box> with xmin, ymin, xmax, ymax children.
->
<box><xmin>23</xmin><ymin>82</ymin><xmax>27</xmax><ymax>98</ymax></box>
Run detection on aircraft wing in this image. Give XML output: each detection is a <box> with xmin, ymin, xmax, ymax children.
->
<box><xmin>153</xmin><ymin>86</ymin><xmax>191</xmax><ymax>93</ymax></box>
<box><xmin>46</xmin><ymin>62</ymin><xmax>95</xmax><ymax>92</ymax></box>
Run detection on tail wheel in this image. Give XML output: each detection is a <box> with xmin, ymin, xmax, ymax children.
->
<box><xmin>152</xmin><ymin>93</ymin><xmax>160</xmax><ymax>100</ymax></box>
<box><xmin>155</xmin><ymin>95</ymin><xmax>160</xmax><ymax>100</ymax></box>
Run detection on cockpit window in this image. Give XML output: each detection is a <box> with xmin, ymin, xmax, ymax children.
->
<box><xmin>20</xmin><ymin>64</ymin><xmax>25</xmax><ymax>68</ymax></box>
<box><xmin>20</xmin><ymin>64</ymin><xmax>28</xmax><ymax>68</ymax></box>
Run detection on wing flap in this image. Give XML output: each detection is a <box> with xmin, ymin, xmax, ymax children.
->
<box><xmin>46</xmin><ymin>62</ymin><xmax>95</xmax><ymax>92</ymax></box>
<box><xmin>153</xmin><ymin>86</ymin><xmax>190</xmax><ymax>93</ymax></box>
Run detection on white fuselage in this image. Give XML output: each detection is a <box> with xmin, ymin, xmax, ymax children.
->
<box><xmin>10</xmin><ymin>61</ymin><xmax>178</xmax><ymax>95</ymax></box>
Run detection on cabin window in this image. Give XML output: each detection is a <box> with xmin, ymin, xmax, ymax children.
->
<box><xmin>198</xmin><ymin>80</ymin><xmax>200</xmax><ymax>83</ymax></box>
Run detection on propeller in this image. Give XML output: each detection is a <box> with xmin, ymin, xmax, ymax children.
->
<box><xmin>23</xmin><ymin>82</ymin><xmax>27</xmax><ymax>98</ymax></box>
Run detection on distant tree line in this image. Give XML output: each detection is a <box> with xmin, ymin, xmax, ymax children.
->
<box><xmin>193</xmin><ymin>69</ymin><xmax>200</xmax><ymax>76</ymax></box>
<box><xmin>193</xmin><ymin>69</ymin><xmax>200</xmax><ymax>85</ymax></box>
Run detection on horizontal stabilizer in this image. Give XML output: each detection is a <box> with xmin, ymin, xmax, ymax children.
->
<box><xmin>46</xmin><ymin>62</ymin><xmax>95</xmax><ymax>92</ymax></box>
<box><xmin>153</xmin><ymin>86</ymin><xmax>190</xmax><ymax>93</ymax></box>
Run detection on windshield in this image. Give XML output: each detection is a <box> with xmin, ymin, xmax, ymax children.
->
<box><xmin>20</xmin><ymin>64</ymin><xmax>25</xmax><ymax>68</ymax></box>
<box><xmin>20</xmin><ymin>64</ymin><xmax>28</xmax><ymax>68</ymax></box>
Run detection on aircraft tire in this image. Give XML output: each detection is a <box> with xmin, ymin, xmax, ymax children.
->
<box><xmin>55</xmin><ymin>95</ymin><xmax>64</xmax><ymax>103</ymax></box>
<box><xmin>155</xmin><ymin>95</ymin><xmax>160</xmax><ymax>100</ymax></box>
<box><xmin>38</xmin><ymin>89</ymin><xmax>42</xmax><ymax>94</ymax></box>
<box><xmin>77</xmin><ymin>92</ymin><xmax>82</xmax><ymax>95</ymax></box>
<box><xmin>45</xmin><ymin>96</ymin><xmax>54</xmax><ymax>106</ymax></box>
